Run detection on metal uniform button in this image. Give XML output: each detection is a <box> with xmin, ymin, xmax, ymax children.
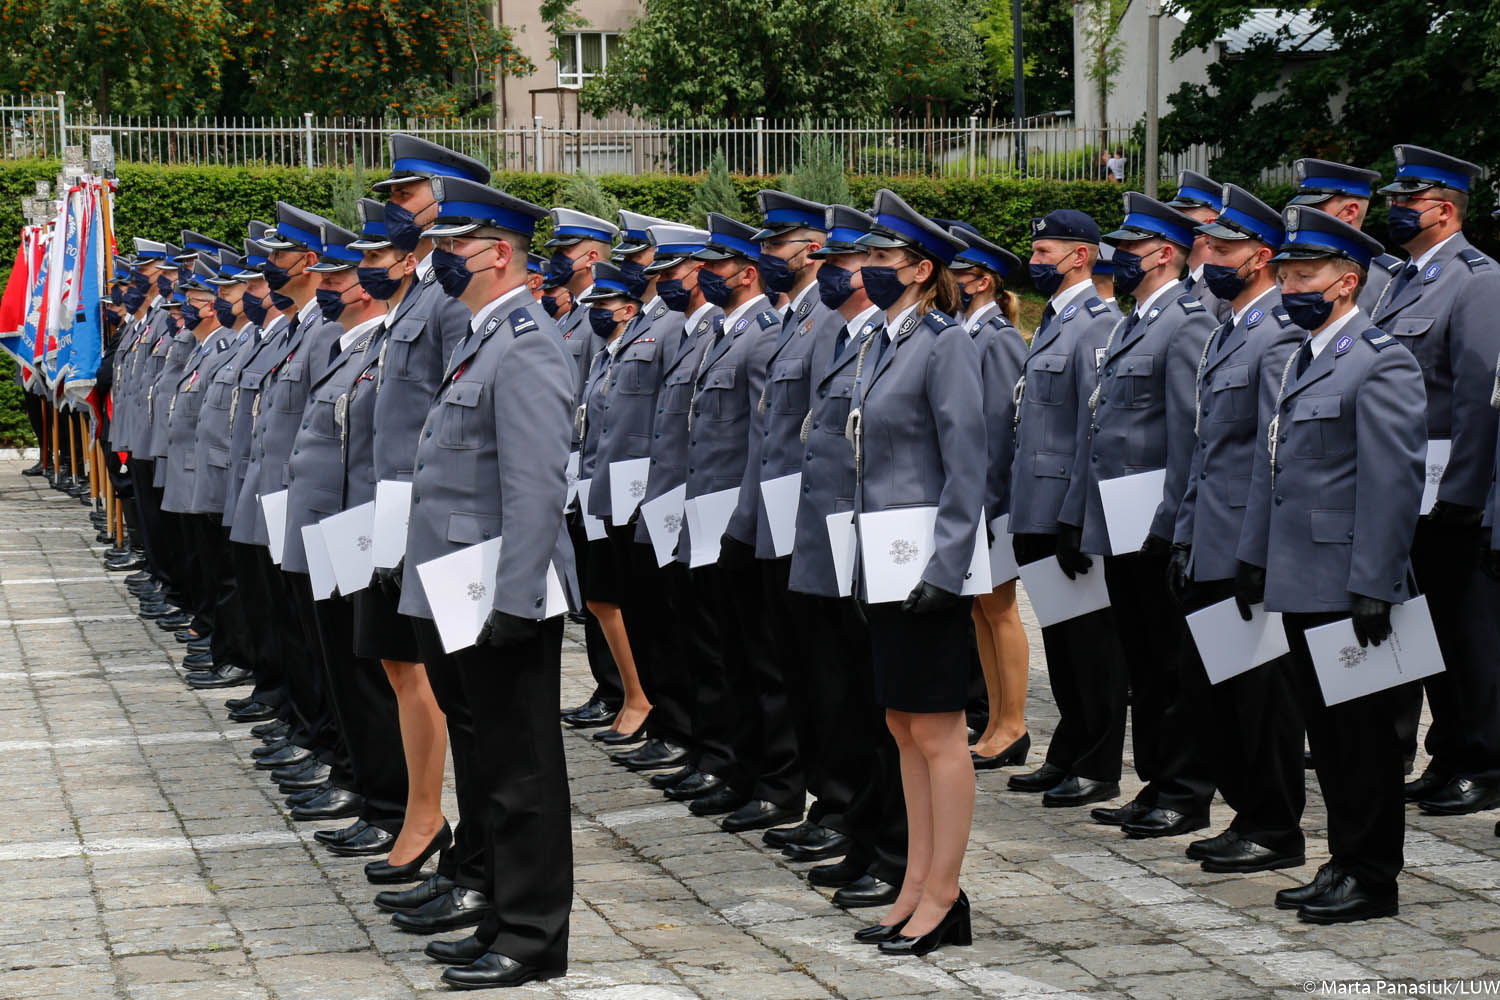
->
<box><xmin>1274</xmin><ymin>495</ymin><xmax>1282</xmax><ymax>505</ymax></box>
<box><xmin>417</xmin><ymin>461</ymin><xmax>424</xmax><ymax>471</ymax></box>
<box><xmin>424</xmin><ymin>429</ymin><xmax>432</xmax><ymax>438</ymax></box>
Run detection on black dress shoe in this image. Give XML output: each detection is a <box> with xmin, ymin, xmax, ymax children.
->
<box><xmin>291</xmin><ymin>786</ymin><xmax>363</xmax><ymax>821</ymax></box>
<box><xmin>783</xmin><ymin>828</ymin><xmax>852</xmax><ymax>863</ymax></box>
<box><xmin>1276</xmin><ymin>862</ymin><xmax>1341</xmax><ymax>910</ymax></box>
<box><xmin>286</xmin><ymin>782</ymin><xmax>333</xmax><ymax>806</ymax></box>
<box><xmin>722</xmin><ymin>800</ymin><xmax>800</xmax><ymax>833</ymax></box>
<box><xmin>107</xmin><ymin>555</ymin><xmax>146</xmax><ymax>572</ymax></box>
<box><xmin>125</xmin><ymin>569</ymin><xmax>153</xmax><ymax>584</ymax></box>
<box><xmin>255</xmin><ymin>744</ymin><xmax>313</xmax><ymax>770</ymax></box>
<box><xmin>649</xmin><ymin>765</ymin><xmax>698</xmax><ymax>790</ymax></box>
<box><xmin>137</xmin><ymin>602</ymin><xmax>171</xmax><ymax>620</ymax></box>
<box><xmin>441</xmin><ymin>952</ymin><xmax>561</xmax><ymax>990</ymax></box>
<box><xmin>613</xmin><ymin>740</ymin><xmax>689</xmax><ymax>771</ymax></box>
<box><xmin>186</xmin><ymin>636</ymin><xmax>213</xmax><ymax>653</ymax></box>
<box><xmin>832</xmin><ymin>874</ymin><xmax>899</xmax><ymax>909</ymax></box>
<box><xmin>173</xmin><ymin>630</ymin><xmax>199</xmax><ymax>643</ymax></box>
<box><xmin>21</xmin><ymin>460</ymin><xmax>45</xmax><ymax>476</ymax></box>
<box><xmin>1091</xmin><ymin>799</ymin><xmax>1151</xmax><ymax>827</ymax></box>
<box><xmin>365</xmin><ymin>822</ymin><xmax>452</xmax><ymax>883</ymax></box>
<box><xmin>1122</xmin><ymin>807</ymin><xmax>1210</xmax><ymax>839</ymax></box>
<box><xmin>1008</xmin><ymin>762</ymin><xmax>1066</xmax><ymax>793</ymax></box>
<box><xmin>277</xmin><ymin>761</ymin><xmax>334</xmax><ymax>790</ymax></box>
<box><xmin>426</xmin><ymin>933</ymin><xmax>492</xmax><ymax>966</ymax></box>
<box><xmin>375</xmin><ymin>874</ymin><xmax>456</xmax><ymax>914</ymax></box>
<box><xmin>314</xmin><ymin>819</ymin><xmax>369</xmax><ymax>846</ymax></box>
<box><xmin>1297</xmin><ymin>872</ymin><xmax>1398</xmax><ymax>924</ymax></box>
<box><xmin>182</xmin><ymin>652</ymin><xmax>214</xmax><ymax>669</ymax></box>
<box><xmin>808</xmin><ymin>856</ymin><xmax>867</xmax><ymax>888</ymax></box>
<box><xmin>1185</xmin><ymin>828</ymin><xmax>1239</xmax><ymax>861</ymax></box>
<box><xmin>595</xmin><ymin>725</ymin><xmax>647</xmax><ymax>747</ymax></box>
<box><xmin>251</xmin><ymin>719</ymin><xmax>290</xmax><ymax>740</ymax></box>
<box><xmin>687</xmin><ymin>785</ymin><xmax>748</xmax><ymax>816</ymax></box>
<box><xmin>763</xmin><ymin>819</ymin><xmax>817</xmax><ymax>848</ymax></box>
<box><xmin>252</xmin><ymin>737</ymin><xmax>291</xmax><ymax>758</ymax></box>
<box><xmin>1418</xmin><ymin>776</ymin><xmax>1500</xmax><ymax>816</ymax></box>
<box><xmin>972</xmin><ymin>732</ymin><xmax>1031</xmax><ymax>770</ymax></box>
<box><xmin>854</xmin><ymin>917</ymin><xmax>909</xmax><ymax>943</ymax></box>
<box><xmin>392</xmin><ymin>887</ymin><xmax>492</xmax><ymax>934</ymax></box>
<box><xmin>1405</xmin><ymin>765</ymin><xmax>1453</xmax><ymax>802</ymax></box>
<box><xmin>665</xmin><ymin>771</ymin><xmax>724</xmax><ymax>801</ymax></box>
<box><xmin>561</xmin><ymin>698</ymin><xmax>617</xmax><ymax>729</ymax></box>
<box><xmin>191</xmin><ymin>664</ymin><xmax>251</xmax><ymax>689</ymax></box>
<box><xmin>878</xmin><ymin>891</ymin><xmax>971</xmax><ymax>955</ymax></box>
<box><xmin>1198</xmin><ymin>838</ymin><xmax>1305</xmax><ymax>874</ymax></box>
<box><xmin>157</xmin><ymin>612</ymin><xmax>194</xmax><ymax>629</ymax></box>
<box><xmin>227</xmin><ymin>701</ymin><xmax>278</xmax><ymax>723</ymax></box>
<box><xmin>326</xmin><ymin>824</ymin><xmax>398</xmax><ymax>857</ymax></box>
<box><xmin>225</xmin><ymin>694</ymin><xmax>256</xmax><ymax>712</ymax></box>
<box><xmin>1042</xmin><ymin>776</ymin><xmax>1120</xmax><ymax>808</ymax></box>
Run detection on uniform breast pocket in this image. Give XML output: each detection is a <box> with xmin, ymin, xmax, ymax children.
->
<box><xmin>385</xmin><ymin>319</ymin><xmax>425</xmax><ymax>380</ymax></box>
<box><xmin>698</xmin><ymin>366</ymin><xmax>742</xmax><ymax>423</ymax></box>
<box><xmin>615</xmin><ymin>342</ymin><xmax>659</xmax><ymax>395</ymax></box>
<box><xmin>1208</xmin><ymin>363</ymin><xmax>1252</xmax><ymax>422</ymax></box>
<box><xmin>207</xmin><ymin>446</ymin><xmax>231</xmax><ymax>470</ymax></box>
<box><xmin>1027</xmin><ymin>354</ymin><xmax>1069</xmax><ymax>406</ymax></box>
<box><xmin>1290</xmin><ymin>394</ymin><xmax>1350</xmax><ymax>458</ymax></box>
<box><xmin>306</xmin><ymin>398</ymin><xmax>339</xmax><ymax>440</ymax></box>
<box><xmin>661</xmin><ymin>371</ymin><xmax>693</xmax><ymax>415</ymax></box>
<box><xmin>207</xmin><ymin>369</ymin><xmax>236</xmax><ymax>409</ymax></box>
<box><xmin>274</xmin><ymin>362</ymin><xmax>306</xmax><ymax>413</ymax></box>
<box><xmin>1112</xmin><ymin>355</ymin><xmax>1155</xmax><ymax>409</ymax></box>
<box><xmin>436</xmin><ymin>380</ymin><xmax>486</xmax><ymax>449</ymax></box>
<box><xmin>768</xmin><ymin>357</ymin><xmax>809</xmax><ymax>415</ymax></box>
<box><xmin>1309</xmin><ymin>508</ymin><xmax>1355</xmax><ymax>545</ymax></box>
<box><xmin>817</xmin><ymin>380</ymin><xmax>855</xmax><ymax>435</ymax></box>
<box><xmin>1390</xmin><ymin>316</ymin><xmax>1436</xmax><ymax>371</ymax></box>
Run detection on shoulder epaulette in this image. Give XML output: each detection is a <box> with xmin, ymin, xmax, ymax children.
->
<box><xmin>925</xmin><ymin>309</ymin><xmax>957</xmax><ymax>330</ymax></box>
<box><xmin>1364</xmin><ymin>327</ymin><xmax>1399</xmax><ymax>351</ymax></box>
<box><xmin>1179</xmin><ymin>296</ymin><xmax>1205</xmax><ymax>314</ymax></box>
<box><xmin>1085</xmin><ymin>297</ymin><xmax>1109</xmax><ymax>317</ymax></box>
<box><xmin>757</xmin><ymin>309</ymin><xmax>779</xmax><ymax>329</ymax></box>
<box><xmin>1374</xmin><ymin>253</ymin><xmax>1404</xmax><ymax>276</ymax></box>
<box><xmin>509</xmin><ymin>308</ymin><xmax>538</xmax><ymax>335</ymax></box>
<box><xmin>1458</xmin><ymin>249</ymin><xmax>1490</xmax><ymax>270</ymax></box>
<box><xmin>1271</xmin><ymin>306</ymin><xmax>1295</xmax><ymax>327</ymax></box>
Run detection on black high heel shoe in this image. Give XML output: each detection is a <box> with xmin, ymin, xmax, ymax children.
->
<box><xmin>972</xmin><ymin>732</ymin><xmax>1031</xmax><ymax>770</ymax></box>
<box><xmin>365</xmin><ymin>821</ymin><xmax>453</xmax><ymax>885</ymax></box>
<box><xmin>877</xmin><ymin>891</ymin><xmax>971</xmax><ymax>956</ymax></box>
<box><xmin>854</xmin><ymin>916</ymin><xmax>909</xmax><ymax>943</ymax></box>
<box><xmin>595</xmin><ymin>722</ymin><xmax>648</xmax><ymax>746</ymax></box>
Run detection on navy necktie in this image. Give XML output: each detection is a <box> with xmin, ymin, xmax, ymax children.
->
<box><xmin>1215</xmin><ymin>320</ymin><xmax>1232</xmax><ymax>352</ymax></box>
<box><xmin>328</xmin><ymin>336</ymin><xmax>342</xmax><ymax>366</ymax></box>
<box><xmin>1295</xmin><ymin>340</ymin><xmax>1312</xmax><ymax>378</ymax></box>
<box><xmin>867</xmin><ymin>329</ymin><xmax>889</xmax><ymax>372</ymax></box>
<box><xmin>1388</xmin><ymin>261</ymin><xmax>1420</xmax><ymax>302</ymax></box>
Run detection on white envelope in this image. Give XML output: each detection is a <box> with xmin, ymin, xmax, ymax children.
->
<box><xmin>988</xmin><ymin>514</ymin><xmax>1019</xmax><ymax>585</ymax></box>
<box><xmin>371</xmin><ymin>480</ymin><xmax>412</xmax><ymax>570</ymax></box>
<box><xmin>1186</xmin><ymin>598</ymin><xmax>1289</xmax><ymax>685</ymax></box>
<box><xmin>565</xmin><ymin>451</ymin><xmax>580</xmax><ymax>509</ymax></box>
<box><xmin>301</xmin><ymin>523</ymin><xmax>338</xmax><ymax>600</ymax></box>
<box><xmin>609</xmin><ymin>457</ymin><xmax>651</xmax><ymax>523</ymax></box>
<box><xmin>857</xmin><ymin>507</ymin><xmax>991</xmax><ymax>604</ymax></box>
<box><xmin>1420</xmin><ymin>439</ymin><xmax>1450</xmax><ymax>516</ymax></box>
<box><xmin>685</xmin><ymin>487</ymin><xmax>740</xmax><ymax>568</ymax></box>
<box><xmin>319</xmin><ymin>502</ymin><xmax>377</xmax><ymax>595</ymax></box>
<box><xmin>1098</xmin><ymin>468</ymin><xmax>1166</xmax><ymax>555</ymax></box>
<box><xmin>1017</xmin><ymin>555</ymin><xmax>1111</xmax><ymax>627</ymax></box>
<box><xmin>760</xmin><ymin>473</ymin><xmax>802</xmax><ymax>558</ymax></box>
<box><xmin>640</xmin><ymin>484</ymin><xmax>687</xmax><ymax>568</ymax></box>
<box><xmin>1305</xmin><ymin>595</ymin><xmax>1444</xmax><ymax>707</ymax></box>
<box><xmin>574</xmin><ymin>478</ymin><xmax>607</xmax><ymax>541</ymax></box>
<box><xmin>259</xmin><ymin>490</ymin><xmax>289</xmax><ymax>565</ymax></box>
<box><xmin>826</xmin><ymin>510</ymin><xmax>857</xmax><ymax>597</ymax></box>
<box><xmin>415</xmin><ymin>538</ymin><xmax>570</xmax><ymax>654</ymax></box>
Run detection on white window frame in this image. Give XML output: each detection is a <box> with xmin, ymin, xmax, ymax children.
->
<box><xmin>555</xmin><ymin>32</ymin><xmax>619</xmax><ymax>89</ymax></box>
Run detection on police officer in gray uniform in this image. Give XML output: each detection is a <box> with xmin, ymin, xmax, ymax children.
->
<box><xmin>1366</xmin><ymin>146</ymin><xmax>1500</xmax><ymax>816</ymax></box>
<box><xmin>1289</xmin><ymin>157</ymin><xmax>1403</xmax><ymax>314</ymax></box>
<box><xmin>1006</xmin><ymin>210</ymin><xmax>1127</xmax><ymax>807</ymax></box>
<box><xmin>1238</xmin><ymin>207</ymin><xmax>1426</xmax><ymax>924</ymax></box>
<box><xmin>1166</xmin><ymin>170</ymin><xmax>1231</xmax><ymax>323</ymax></box>
<box><xmin>395</xmin><ymin>176</ymin><xmax>576</xmax><ymax>990</ymax></box>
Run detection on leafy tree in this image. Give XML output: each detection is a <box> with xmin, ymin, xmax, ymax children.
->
<box><xmin>690</xmin><ymin>151</ymin><xmax>743</xmax><ymax>226</ymax></box>
<box><xmin>973</xmin><ymin>0</ymin><xmax>1075</xmax><ymax>118</ymax></box>
<box><xmin>1079</xmin><ymin>0</ymin><xmax>1131</xmax><ymax>126</ymax></box>
<box><xmin>781</xmin><ymin>136</ymin><xmax>851</xmax><ymax>205</ymax></box>
<box><xmin>559</xmin><ymin>172</ymin><xmax>621</xmax><ymax>222</ymax></box>
<box><xmin>885</xmin><ymin>0</ymin><xmax>987</xmax><ymax>115</ymax></box>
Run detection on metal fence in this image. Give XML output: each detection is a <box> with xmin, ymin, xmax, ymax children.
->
<box><xmin>1</xmin><ymin>91</ymin><xmax>1278</xmax><ymax>183</ymax></box>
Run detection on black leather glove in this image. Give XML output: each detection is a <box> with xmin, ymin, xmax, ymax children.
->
<box><xmin>375</xmin><ymin>558</ymin><xmax>404</xmax><ymax>598</ymax></box>
<box><xmin>985</xmin><ymin>518</ymin><xmax>996</xmax><ymax>547</ymax></box>
<box><xmin>1054</xmin><ymin>524</ymin><xmax>1092</xmax><ymax>580</ymax></box>
<box><xmin>718</xmin><ymin>532</ymin><xmax>755</xmax><ymax>570</ymax></box>
<box><xmin>1011</xmin><ymin>532</ymin><xmax>1047</xmax><ymax>567</ymax></box>
<box><xmin>1350</xmin><ymin>595</ymin><xmax>1393</xmax><ymax>648</ymax></box>
<box><xmin>476</xmin><ymin>609</ymin><xmax>541</xmax><ymax>649</ymax></box>
<box><xmin>1140</xmin><ymin>532</ymin><xmax>1171</xmax><ymax>558</ymax></box>
<box><xmin>1481</xmin><ymin>545</ymin><xmax>1500</xmax><ymax>582</ymax></box>
<box><xmin>1426</xmin><ymin>501</ymin><xmax>1483</xmax><ymax>527</ymax></box>
<box><xmin>1233</xmin><ymin>561</ymin><xmax>1265</xmax><ymax>622</ymax></box>
<box><xmin>1166</xmin><ymin>543</ymin><xmax>1192</xmax><ymax>603</ymax></box>
<box><xmin>901</xmin><ymin>580</ymin><xmax>960</xmax><ymax>615</ymax></box>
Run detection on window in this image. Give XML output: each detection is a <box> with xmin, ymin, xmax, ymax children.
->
<box><xmin>556</xmin><ymin>32</ymin><xmax>619</xmax><ymax>89</ymax></box>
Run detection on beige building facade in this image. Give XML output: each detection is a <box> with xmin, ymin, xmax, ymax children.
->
<box><xmin>496</xmin><ymin>0</ymin><xmax>642</xmax><ymax>129</ymax></box>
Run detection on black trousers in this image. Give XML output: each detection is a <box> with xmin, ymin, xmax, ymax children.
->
<box><xmin>838</xmin><ymin>720</ymin><xmax>909</xmax><ymax>887</ymax></box>
<box><xmin>618</xmin><ymin>537</ymin><xmax>694</xmax><ymax>749</ymax></box>
<box><xmin>416</xmin><ymin>616</ymin><xmax>571</xmax><ymax>971</ymax></box>
<box><xmin>682</xmin><ymin>562</ymin><xmax>749</xmax><ymax>788</ymax></box>
<box><xmin>1103</xmin><ymin>551</ymin><xmax>1214</xmax><ymax>811</ymax></box>
<box><xmin>310</xmin><ymin>593</ymin><xmax>406</xmax><ymax>833</ymax></box>
<box><xmin>724</xmin><ymin>557</ymin><xmax>803</xmax><ymax>810</ymax></box>
<box><xmin>1285</xmin><ymin>612</ymin><xmax>1407</xmax><ymax>890</ymax></box>
<box><xmin>23</xmin><ymin>389</ymin><xmax>45</xmax><ymax>456</ymax></box>
<box><xmin>1407</xmin><ymin>519</ymin><xmax>1500</xmax><ymax>781</ymax></box>
<box><xmin>128</xmin><ymin>458</ymin><xmax>169</xmax><ymax>585</ymax></box>
<box><xmin>416</xmin><ymin>617</ymin><xmax>486</xmax><ymax>892</ymax></box>
<box><xmin>1014</xmin><ymin>533</ymin><xmax>1128</xmax><ymax>782</ymax></box>
<box><xmin>185</xmin><ymin>514</ymin><xmax>238</xmax><ymax>665</ymax></box>
<box><xmin>282</xmin><ymin>571</ymin><xmax>349</xmax><ymax>783</ymax></box>
<box><xmin>567</xmin><ymin>513</ymin><xmax>622</xmax><ymax>710</ymax></box>
<box><xmin>228</xmin><ymin>539</ymin><xmax>287</xmax><ymax>709</ymax></box>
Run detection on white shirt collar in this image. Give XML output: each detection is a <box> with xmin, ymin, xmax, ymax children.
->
<box><xmin>604</xmin><ymin>333</ymin><xmax>625</xmax><ymax>358</ymax></box>
<box><xmin>725</xmin><ymin>293</ymin><xmax>769</xmax><ymax>332</ymax></box>
<box><xmin>338</xmin><ymin>314</ymin><xmax>385</xmax><ymax>353</ymax></box>
<box><xmin>469</xmin><ymin>284</ymin><xmax>534</xmax><ymax>334</ymax></box>
<box><xmin>685</xmin><ymin>302</ymin><xmax>715</xmax><ymax>334</ymax></box>
<box><xmin>1232</xmin><ymin>286</ymin><xmax>1278</xmax><ymax>327</ymax></box>
<box><xmin>1413</xmin><ymin>233</ymin><xmax>1459</xmax><ymax>273</ymax></box>
<box><xmin>1049</xmin><ymin>277</ymin><xmax>1093</xmax><ymax>314</ymax></box>
<box><xmin>846</xmin><ymin>303</ymin><xmax>881</xmax><ymax>337</ymax></box>
<box><xmin>1190</xmin><ymin>264</ymin><xmax>1205</xmax><ymax>282</ymax></box>
<box><xmin>236</xmin><ymin>320</ymin><xmax>254</xmax><ymax>337</ymax></box>
<box><xmin>638</xmin><ymin>294</ymin><xmax>661</xmax><ymax>319</ymax></box>
<box><xmin>965</xmin><ymin>300</ymin><xmax>998</xmax><ymax>332</ymax></box>
<box><xmin>416</xmin><ymin>252</ymin><xmax>434</xmax><ymax>281</ymax></box>
<box><xmin>149</xmin><ymin>294</ymin><xmax>163</xmax><ymax>308</ymax></box>
<box><xmin>788</xmin><ymin>281</ymin><xmax>818</xmax><ymax>317</ymax></box>
<box><xmin>1308</xmin><ymin>307</ymin><xmax>1363</xmax><ymax>359</ymax></box>
<box><xmin>1134</xmin><ymin>279</ymin><xmax>1181</xmax><ymax>319</ymax></box>
<box><xmin>885</xmin><ymin>303</ymin><xmax>920</xmax><ymax>341</ymax></box>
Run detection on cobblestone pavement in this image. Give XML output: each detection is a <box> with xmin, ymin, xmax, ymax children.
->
<box><xmin>3</xmin><ymin>458</ymin><xmax>1500</xmax><ymax>999</ymax></box>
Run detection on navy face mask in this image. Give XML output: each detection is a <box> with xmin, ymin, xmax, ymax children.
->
<box><xmin>242</xmin><ymin>292</ymin><xmax>268</xmax><ymax>326</ymax></box>
<box><xmin>156</xmin><ymin>275</ymin><xmax>174</xmax><ymax>298</ymax></box>
<box><xmin>588</xmin><ymin>306</ymin><xmax>621</xmax><ymax>337</ymax></box>
<box><xmin>958</xmin><ymin>286</ymin><xmax>974</xmax><ymax>312</ymax></box>
<box><xmin>382</xmin><ymin>199</ymin><xmax>424</xmax><ymax>254</ymax></box>
<box><xmin>269</xmin><ymin>290</ymin><xmax>295</xmax><ymax>313</ymax></box>
<box><xmin>1202</xmin><ymin>256</ymin><xmax>1252</xmax><ymax>301</ymax></box>
<box><xmin>109</xmin><ymin>286</ymin><xmax>125</xmax><ymax>307</ymax></box>
<box><xmin>618</xmin><ymin>260</ymin><xmax>650</xmax><ymax>299</ymax></box>
<box><xmin>657</xmin><ymin>278</ymin><xmax>691</xmax><ymax>312</ymax></box>
<box><xmin>122</xmin><ymin>287</ymin><xmax>146</xmax><ymax>313</ymax></box>
<box><xmin>316</xmin><ymin>287</ymin><xmax>349</xmax><ymax>322</ymax></box>
<box><xmin>1281</xmin><ymin>277</ymin><xmax>1344</xmax><ymax>330</ymax></box>
<box><xmin>757</xmin><ymin>251</ymin><xmax>799</xmax><ymax>295</ymax></box>
<box><xmin>860</xmin><ymin>265</ymin><xmax>908</xmax><ymax>310</ymax></box>
<box><xmin>1387</xmin><ymin>203</ymin><xmax>1437</xmax><ymax>247</ymax></box>
<box><xmin>697</xmin><ymin>265</ymin><xmax>745</xmax><ymax>307</ymax></box>
<box><xmin>1028</xmin><ymin>261</ymin><xmax>1070</xmax><ymax>297</ymax></box>
<box><xmin>180</xmin><ymin>301</ymin><xmax>205</xmax><ymax>328</ymax></box>
<box><xmin>260</xmin><ymin>257</ymin><xmax>299</xmax><ymax>291</ymax></box>
<box><xmin>131</xmin><ymin>270</ymin><xmax>150</xmax><ymax>292</ymax></box>
<box><xmin>213</xmin><ymin>297</ymin><xmax>237</xmax><ymax>328</ymax></box>
<box><xmin>357</xmin><ymin>264</ymin><xmax>402</xmax><ymax>300</ymax></box>
<box><xmin>432</xmin><ymin>245</ymin><xmax>492</xmax><ymax>298</ymax></box>
<box><xmin>540</xmin><ymin>294</ymin><xmax>561</xmax><ymax>318</ymax></box>
<box><xmin>546</xmin><ymin>251</ymin><xmax>577</xmax><ymax>286</ymax></box>
<box><xmin>815</xmin><ymin>263</ymin><xmax>855</xmax><ymax>309</ymax></box>
<box><xmin>1110</xmin><ymin>247</ymin><xmax>1162</xmax><ymax>296</ymax></box>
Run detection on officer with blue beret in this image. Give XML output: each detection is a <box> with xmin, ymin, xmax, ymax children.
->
<box><xmin>1091</xmin><ymin>242</ymin><xmax>1115</xmax><ymax>305</ymax></box>
<box><xmin>1167</xmin><ymin>169</ymin><xmax>1231</xmax><ymax>321</ymax></box>
<box><xmin>1291</xmin><ymin>157</ymin><xmax>1403</xmax><ymax>314</ymax></box>
<box><xmin>1236</xmin><ymin>206</ymin><xmax>1426</xmax><ymax>924</ymax></box>
<box><xmin>1007</xmin><ymin>209</ymin><xmax>1129</xmax><ymax>808</ymax></box>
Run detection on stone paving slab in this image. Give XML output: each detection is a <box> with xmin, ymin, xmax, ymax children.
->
<box><xmin>3</xmin><ymin>460</ymin><xmax>1500</xmax><ymax>998</ymax></box>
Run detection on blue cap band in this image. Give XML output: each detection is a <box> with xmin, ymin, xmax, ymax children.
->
<box><xmin>321</xmin><ymin>242</ymin><xmax>360</xmax><ymax>264</ymax></box>
<box><xmin>526</xmin><ymin>258</ymin><xmax>542</xmax><ymax>272</ymax></box>
<box><xmin>1177</xmin><ymin>185</ymin><xmax>1222</xmax><ymax>210</ymax></box>
<box><xmin>1282</xmin><ymin>228</ymin><xmax>1373</xmax><ymax>268</ymax></box>
<box><xmin>621</xmin><ymin>228</ymin><xmax>648</xmax><ymax>243</ymax></box>
<box><xmin>593</xmin><ymin>277</ymin><xmax>632</xmax><ymax>297</ymax></box>
<box><xmin>245</xmin><ymin>253</ymin><xmax>267</xmax><ymax>267</ymax></box>
<box><xmin>874</xmin><ymin>213</ymin><xmax>951</xmax><ymax>262</ymax></box>
<box><xmin>654</xmin><ymin>241</ymin><xmax>704</xmax><ymax>257</ymax></box>
<box><xmin>1395</xmin><ymin>162</ymin><xmax>1470</xmax><ymax>191</ymax></box>
<box><xmin>956</xmin><ymin>247</ymin><xmax>1012</xmax><ymax>278</ymax></box>
<box><xmin>1122</xmin><ymin>211</ymin><xmax>1195</xmax><ymax>248</ymax></box>
<box><xmin>708</xmin><ymin>232</ymin><xmax>761</xmax><ymax>260</ymax></box>
<box><xmin>1300</xmin><ymin>176</ymin><xmax>1372</xmax><ymax>199</ymax></box>
<box><xmin>826</xmin><ymin>226</ymin><xmax>868</xmax><ymax>247</ymax></box>
<box><xmin>391</xmin><ymin>156</ymin><xmax>473</xmax><ymax>180</ymax></box>
<box><xmin>763</xmin><ymin>207</ymin><xmax>825</xmax><ymax>229</ymax></box>
<box><xmin>361</xmin><ymin>219</ymin><xmax>388</xmax><ymax>237</ymax></box>
<box><xmin>136</xmin><ymin>250</ymin><xmax>165</xmax><ymax>260</ymax></box>
<box><xmin>1218</xmin><ymin>205</ymin><xmax>1282</xmax><ymax>247</ymax></box>
<box><xmin>554</xmin><ymin>224</ymin><xmax>613</xmax><ymax>242</ymax></box>
<box><xmin>275</xmin><ymin>223</ymin><xmax>321</xmax><ymax>250</ymax></box>
<box><xmin>438</xmin><ymin>200</ymin><xmax>540</xmax><ymax>237</ymax></box>
<box><xmin>185</xmin><ymin>240</ymin><xmax>223</xmax><ymax>254</ymax></box>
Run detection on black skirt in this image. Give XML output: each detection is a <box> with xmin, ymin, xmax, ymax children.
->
<box><xmin>581</xmin><ymin>534</ymin><xmax>623</xmax><ymax>605</ymax></box>
<box><xmin>863</xmin><ymin>596</ymin><xmax>975</xmax><ymax>713</ymax></box>
<box><xmin>351</xmin><ymin>584</ymin><xmax>422</xmax><ymax>662</ymax></box>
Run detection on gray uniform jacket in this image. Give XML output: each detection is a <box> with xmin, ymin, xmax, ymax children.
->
<box><xmin>680</xmin><ymin>300</ymin><xmax>779</xmax><ymax>563</ymax></box>
<box><xmin>852</xmin><ymin>309</ymin><xmax>985</xmax><ymax>598</ymax></box>
<box><xmin>1059</xmin><ymin>288</ymin><xmax>1215</xmax><ymax>555</ymax></box>
<box><xmin>1237</xmin><ymin>318</ymin><xmax>1427</xmax><ymax>612</ymax></box>
<box><xmin>556</xmin><ymin>304</ymin><xmax>596</xmax><ymax>447</ymax></box>
<box><xmin>371</xmin><ymin>274</ymin><xmax>471</xmax><ymax>484</ymax></box>
<box><xmin>585</xmin><ymin>300</ymin><xmax>672</xmax><ymax>524</ymax></box>
<box><xmin>148</xmin><ymin>330</ymin><xmax>197</xmax><ymax>486</ymax></box>
<box><xmin>1358</xmin><ymin>253</ymin><xmax>1402</xmax><ymax>315</ymax></box>
<box><xmin>222</xmin><ymin>321</ymin><xmax>286</xmax><ymax>530</ymax></box>
<box><xmin>722</xmin><ymin>298</ymin><xmax>789</xmax><ymax>550</ymax></box>
<box><xmin>787</xmin><ymin>312</ymin><xmax>880</xmax><ymax>597</ymax></box>
<box><xmin>1370</xmin><ymin>234</ymin><xmax>1500</xmax><ymax>509</ymax></box>
<box><xmin>1008</xmin><ymin>292</ymin><xmax>1123</xmax><ymax>536</ymax></box>
<box><xmin>339</xmin><ymin>335</ymin><xmax>386</xmax><ymax>510</ymax></box>
<box><xmin>398</xmin><ymin>294</ymin><xmax>577</xmax><ymax>622</ymax></box>
<box><xmin>970</xmin><ymin>308</ymin><xmax>1028</xmax><ymax>522</ymax></box>
<box><xmin>112</xmin><ymin>309</ymin><xmax>164</xmax><ymax>455</ymax></box>
<box><xmin>633</xmin><ymin>308</ymin><xmax>722</xmax><ymax>546</ymax></box>
<box><xmin>106</xmin><ymin>317</ymin><xmax>145</xmax><ymax>453</ymax></box>
<box><xmin>577</xmin><ymin>347</ymin><xmax>609</xmax><ymax>481</ymax></box>
<box><xmin>1172</xmin><ymin>295</ymin><xmax>1303</xmax><ymax>582</ymax></box>
<box><xmin>161</xmin><ymin>330</ymin><xmax>236</xmax><ymax>514</ymax></box>
<box><xmin>190</xmin><ymin>325</ymin><xmax>258</xmax><ymax>517</ymax></box>
<box><xmin>282</xmin><ymin>323</ymin><xmax>385</xmax><ymax>574</ymax></box>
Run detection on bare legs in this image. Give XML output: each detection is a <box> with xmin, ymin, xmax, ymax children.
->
<box><xmin>587</xmin><ymin>600</ymin><xmax>652</xmax><ymax>734</ymax></box>
<box><xmin>381</xmin><ymin>659</ymin><xmax>447</xmax><ymax>866</ymax></box>
<box><xmin>879</xmin><ymin>709</ymin><xmax>975</xmax><ymax>935</ymax></box>
<box><xmin>971</xmin><ymin>580</ymin><xmax>1029</xmax><ymax>755</ymax></box>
